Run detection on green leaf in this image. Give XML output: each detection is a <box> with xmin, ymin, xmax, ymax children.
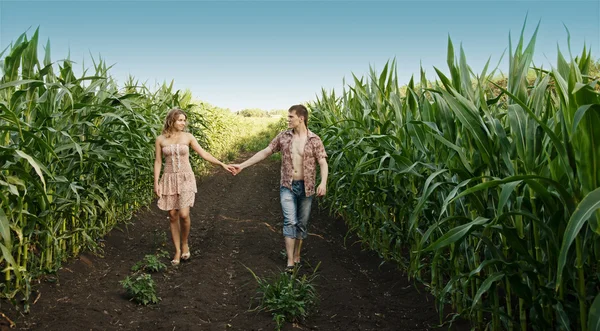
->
<box><xmin>588</xmin><ymin>293</ymin><xmax>600</xmax><ymax>331</ymax></box>
<box><xmin>471</xmin><ymin>272</ymin><xmax>505</xmax><ymax>312</ymax></box>
<box><xmin>507</xmin><ymin>274</ymin><xmax>533</xmax><ymax>304</ymax></box>
<box><xmin>0</xmin><ymin>180</ymin><xmax>19</xmax><ymax>196</ymax></box>
<box><xmin>491</xmin><ymin>82</ymin><xmax>576</xmax><ymax>195</ymax></box>
<box><xmin>0</xmin><ymin>208</ymin><xmax>12</xmax><ymax>249</ymax></box>
<box><xmin>0</xmin><ymin>79</ymin><xmax>43</xmax><ymax>90</ymax></box>
<box><xmin>554</xmin><ymin>302</ymin><xmax>571</xmax><ymax>331</ymax></box>
<box><xmin>502</xmin><ymin>226</ymin><xmax>539</xmax><ymax>266</ymax></box>
<box><xmin>15</xmin><ymin>150</ymin><xmax>47</xmax><ymax>192</ymax></box>
<box><xmin>497</xmin><ymin>181</ymin><xmax>521</xmax><ymax>215</ymax></box>
<box><xmin>572</xmin><ymin>104</ymin><xmax>600</xmax><ymax>133</ymax></box>
<box><xmin>556</xmin><ymin>187</ymin><xmax>600</xmax><ymax>289</ymax></box>
<box><xmin>425</xmin><ymin>217</ymin><xmax>489</xmax><ymax>251</ymax></box>
<box><xmin>453</xmin><ymin>175</ymin><xmax>573</xmax><ymax>212</ymax></box>
<box><xmin>0</xmin><ymin>243</ymin><xmax>20</xmax><ymax>279</ymax></box>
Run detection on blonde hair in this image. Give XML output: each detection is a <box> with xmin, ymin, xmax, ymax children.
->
<box><xmin>162</xmin><ymin>108</ymin><xmax>187</xmax><ymax>138</ymax></box>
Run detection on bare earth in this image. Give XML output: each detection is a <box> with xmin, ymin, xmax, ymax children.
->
<box><xmin>1</xmin><ymin>156</ymin><xmax>468</xmax><ymax>331</ymax></box>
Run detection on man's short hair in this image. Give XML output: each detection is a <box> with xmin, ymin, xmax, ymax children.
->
<box><xmin>289</xmin><ymin>104</ymin><xmax>308</xmax><ymax>127</ymax></box>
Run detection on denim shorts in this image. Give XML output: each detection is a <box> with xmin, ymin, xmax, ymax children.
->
<box><xmin>280</xmin><ymin>180</ymin><xmax>313</xmax><ymax>239</ymax></box>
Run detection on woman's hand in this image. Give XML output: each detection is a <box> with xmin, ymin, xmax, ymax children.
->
<box><xmin>222</xmin><ymin>163</ymin><xmax>236</xmax><ymax>175</ymax></box>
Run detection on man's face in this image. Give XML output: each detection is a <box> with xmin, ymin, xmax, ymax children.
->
<box><xmin>287</xmin><ymin>111</ymin><xmax>303</xmax><ymax>129</ymax></box>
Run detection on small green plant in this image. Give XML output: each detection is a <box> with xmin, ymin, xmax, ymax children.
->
<box><xmin>120</xmin><ymin>273</ymin><xmax>160</xmax><ymax>305</ymax></box>
<box><xmin>247</xmin><ymin>263</ymin><xmax>320</xmax><ymax>331</ymax></box>
<box><xmin>131</xmin><ymin>253</ymin><xmax>168</xmax><ymax>273</ymax></box>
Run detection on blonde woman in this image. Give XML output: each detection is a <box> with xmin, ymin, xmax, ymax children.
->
<box><xmin>154</xmin><ymin>108</ymin><xmax>234</xmax><ymax>265</ymax></box>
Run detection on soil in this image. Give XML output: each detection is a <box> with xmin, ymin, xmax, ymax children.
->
<box><xmin>1</xmin><ymin>155</ymin><xmax>469</xmax><ymax>331</ymax></box>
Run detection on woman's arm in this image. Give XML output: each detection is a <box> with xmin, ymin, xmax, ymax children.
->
<box><xmin>189</xmin><ymin>133</ymin><xmax>234</xmax><ymax>172</ymax></box>
<box><xmin>153</xmin><ymin>137</ymin><xmax>163</xmax><ymax>196</ymax></box>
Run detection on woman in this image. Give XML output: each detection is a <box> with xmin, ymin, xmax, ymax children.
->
<box><xmin>154</xmin><ymin>108</ymin><xmax>234</xmax><ymax>265</ymax></box>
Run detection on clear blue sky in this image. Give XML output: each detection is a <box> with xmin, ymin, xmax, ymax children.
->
<box><xmin>1</xmin><ymin>0</ymin><xmax>599</xmax><ymax>111</ymax></box>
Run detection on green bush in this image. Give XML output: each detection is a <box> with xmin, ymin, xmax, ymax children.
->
<box><xmin>120</xmin><ymin>273</ymin><xmax>160</xmax><ymax>305</ymax></box>
<box><xmin>247</xmin><ymin>263</ymin><xmax>320</xmax><ymax>331</ymax></box>
<box><xmin>238</xmin><ymin>108</ymin><xmax>269</xmax><ymax>117</ymax></box>
<box><xmin>131</xmin><ymin>252</ymin><xmax>168</xmax><ymax>273</ymax></box>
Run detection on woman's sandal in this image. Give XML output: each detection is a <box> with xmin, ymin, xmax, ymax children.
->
<box><xmin>285</xmin><ymin>265</ymin><xmax>295</xmax><ymax>274</ymax></box>
<box><xmin>171</xmin><ymin>259</ymin><xmax>180</xmax><ymax>266</ymax></box>
<box><xmin>181</xmin><ymin>251</ymin><xmax>191</xmax><ymax>261</ymax></box>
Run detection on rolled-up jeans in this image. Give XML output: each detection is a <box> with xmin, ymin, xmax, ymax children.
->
<box><xmin>280</xmin><ymin>180</ymin><xmax>313</xmax><ymax>240</ymax></box>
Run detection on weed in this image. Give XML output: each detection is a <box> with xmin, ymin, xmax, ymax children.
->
<box><xmin>131</xmin><ymin>254</ymin><xmax>168</xmax><ymax>273</ymax></box>
<box><xmin>247</xmin><ymin>263</ymin><xmax>320</xmax><ymax>330</ymax></box>
<box><xmin>120</xmin><ymin>273</ymin><xmax>160</xmax><ymax>305</ymax></box>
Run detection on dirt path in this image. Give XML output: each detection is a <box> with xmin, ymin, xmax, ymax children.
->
<box><xmin>3</xmin><ymin>157</ymin><xmax>464</xmax><ymax>331</ymax></box>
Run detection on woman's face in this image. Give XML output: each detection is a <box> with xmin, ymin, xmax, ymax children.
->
<box><xmin>174</xmin><ymin>114</ymin><xmax>187</xmax><ymax>131</ymax></box>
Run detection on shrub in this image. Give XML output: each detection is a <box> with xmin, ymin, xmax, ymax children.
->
<box><xmin>247</xmin><ymin>263</ymin><xmax>320</xmax><ymax>330</ymax></box>
<box><xmin>131</xmin><ymin>252</ymin><xmax>168</xmax><ymax>273</ymax></box>
<box><xmin>120</xmin><ymin>273</ymin><xmax>160</xmax><ymax>305</ymax></box>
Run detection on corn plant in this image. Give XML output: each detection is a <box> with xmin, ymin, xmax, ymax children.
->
<box><xmin>309</xmin><ymin>22</ymin><xmax>600</xmax><ymax>330</ymax></box>
<box><xmin>0</xmin><ymin>29</ymin><xmax>287</xmax><ymax>309</ymax></box>
<box><xmin>0</xmin><ymin>29</ymin><xmax>191</xmax><ymax>305</ymax></box>
<box><xmin>186</xmin><ymin>102</ymin><xmax>286</xmax><ymax>174</ymax></box>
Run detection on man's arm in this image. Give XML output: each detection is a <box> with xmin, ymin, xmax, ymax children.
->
<box><xmin>232</xmin><ymin>147</ymin><xmax>273</xmax><ymax>175</ymax></box>
<box><xmin>316</xmin><ymin>157</ymin><xmax>328</xmax><ymax>196</ymax></box>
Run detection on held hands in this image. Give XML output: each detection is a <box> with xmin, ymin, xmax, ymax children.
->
<box><xmin>230</xmin><ymin>164</ymin><xmax>243</xmax><ymax>176</ymax></box>
<box><xmin>219</xmin><ymin>163</ymin><xmax>242</xmax><ymax>176</ymax></box>
<box><xmin>221</xmin><ymin>163</ymin><xmax>236</xmax><ymax>175</ymax></box>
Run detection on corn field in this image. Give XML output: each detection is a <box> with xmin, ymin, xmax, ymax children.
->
<box><xmin>186</xmin><ymin>103</ymin><xmax>286</xmax><ymax>175</ymax></box>
<box><xmin>0</xmin><ymin>29</ymin><xmax>240</xmax><ymax>306</ymax></box>
<box><xmin>310</xmin><ymin>26</ymin><xmax>600</xmax><ymax>330</ymax></box>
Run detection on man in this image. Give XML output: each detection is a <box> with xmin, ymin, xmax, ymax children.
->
<box><xmin>232</xmin><ymin>104</ymin><xmax>328</xmax><ymax>272</ymax></box>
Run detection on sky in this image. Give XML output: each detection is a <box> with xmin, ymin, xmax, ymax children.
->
<box><xmin>1</xmin><ymin>0</ymin><xmax>599</xmax><ymax>112</ymax></box>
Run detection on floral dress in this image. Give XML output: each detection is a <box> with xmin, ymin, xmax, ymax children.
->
<box><xmin>157</xmin><ymin>144</ymin><xmax>197</xmax><ymax>210</ymax></box>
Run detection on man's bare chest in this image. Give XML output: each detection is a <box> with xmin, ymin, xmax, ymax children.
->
<box><xmin>291</xmin><ymin>137</ymin><xmax>307</xmax><ymax>157</ymax></box>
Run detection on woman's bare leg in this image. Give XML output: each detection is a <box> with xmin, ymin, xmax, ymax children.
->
<box><xmin>169</xmin><ymin>209</ymin><xmax>181</xmax><ymax>262</ymax></box>
<box><xmin>179</xmin><ymin>207</ymin><xmax>191</xmax><ymax>257</ymax></box>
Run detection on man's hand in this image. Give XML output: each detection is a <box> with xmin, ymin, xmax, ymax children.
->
<box><xmin>316</xmin><ymin>183</ymin><xmax>327</xmax><ymax>197</ymax></box>
<box><xmin>231</xmin><ymin>164</ymin><xmax>243</xmax><ymax>176</ymax></box>
<box><xmin>222</xmin><ymin>164</ymin><xmax>236</xmax><ymax>174</ymax></box>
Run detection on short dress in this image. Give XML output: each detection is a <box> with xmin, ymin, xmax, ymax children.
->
<box><xmin>157</xmin><ymin>144</ymin><xmax>197</xmax><ymax>210</ymax></box>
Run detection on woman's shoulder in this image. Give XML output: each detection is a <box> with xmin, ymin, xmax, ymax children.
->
<box><xmin>184</xmin><ymin>132</ymin><xmax>197</xmax><ymax>143</ymax></box>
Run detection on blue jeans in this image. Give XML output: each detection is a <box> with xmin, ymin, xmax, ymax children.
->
<box><xmin>280</xmin><ymin>181</ymin><xmax>313</xmax><ymax>239</ymax></box>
